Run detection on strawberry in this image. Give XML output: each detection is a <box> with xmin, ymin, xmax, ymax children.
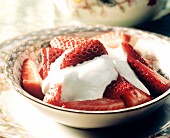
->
<box><xmin>39</xmin><ymin>67</ymin><xmax>43</xmax><ymax>79</ymax></box>
<box><xmin>21</xmin><ymin>59</ymin><xmax>44</xmax><ymax>100</ymax></box>
<box><xmin>127</xmin><ymin>55</ymin><xmax>170</xmax><ymax>97</ymax></box>
<box><xmin>62</xmin><ymin>98</ymin><xmax>125</xmax><ymax>111</ymax></box>
<box><xmin>41</xmin><ymin>47</ymin><xmax>64</xmax><ymax>79</ymax></box>
<box><xmin>50</xmin><ymin>36</ymin><xmax>108</xmax><ymax>69</ymax></box>
<box><xmin>41</xmin><ymin>48</ymin><xmax>47</xmax><ymax>79</ymax></box>
<box><xmin>43</xmin><ymin>36</ymin><xmax>106</xmax><ymax>73</ymax></box>
<box><xmin>120</xmin><ymin>89</ymin><xmax>152</xmax><ymax>108</ymax></box>
<box><xmin>43</xmin><ymin>83</ymin><xmax>62</xmax><ymax>106</ymax></box>
<box><xmin>103</xmin><ymin>75</ymin><xmax>130</xmax><ymax>99</ymax></box>
<box><xmin>93</xmin><ymin>31</ymin><xmax>131</xmax><ymax>48</ymax></box>
<box><xmin>104</xmin><ymin>75</ymin><xmax>152</xmax><ymax>107</ymax></box>
<box><xmin>121</xmin><ymin>41</ymin><xmax>152</xmax><ymax>69</ymax></box>
<box><xmin>50</xmin><ymin>36</ymin><xmax>89</xmax><ymax>50</ymax></box>
<box><xmin>103</xmin><ymin>74</ymin><xmax>152</xmax><ymax>103</ymax></box>
<box><xmin>60</xmin><ymin>39</ymin><xmax>108</xmax><ymax>69</ymax></box>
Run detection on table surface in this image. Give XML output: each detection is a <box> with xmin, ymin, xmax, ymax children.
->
<box><xmin>0</xmin><ymin>0</ymin><xmax>170</xmax><ymax>138</ymax></box>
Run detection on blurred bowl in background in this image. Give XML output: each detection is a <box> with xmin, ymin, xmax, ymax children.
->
<box><xmin>54</xmin><ymin>0</ymin><xmax>167</xmax><ymax>26</ymax></box>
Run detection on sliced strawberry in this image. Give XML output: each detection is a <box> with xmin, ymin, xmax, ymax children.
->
<box><xmin>93</xmin><ymin>31</ymin><xmax>131</xmax><ymax>48</ymax></box>
<box><xmin>121</xmin><ymin>41</ymin><xmax>152</xmax><ymax>69</ymax></box>
<box><xmin>21</xmin><ymin>59</ymin><xmax>44</xmax><ymax>100</ymax></box>
<box><xmin>41</xmin><ymin>48</ymin><xmax>47</xmax><ymax>79</ymax></box>
<box><xmin>104</xmin><ymin>74</ymin><xmax>152</xmax><ymax>107</ymax></box>
<box><xmin>50</xmin><ymin>36</ymin><xmax>108</xmax><ymax>69</ymax></box>
<box><xmin>50</xmin><ymin>36</ymin><xmax>89</xmax><ymax>50</ymax></box>
<box><xmin>60</xmin><ymin>39</ymin><xmax>108</xmax><ymax>69</ymax></box>
<box><xmin>41</xmin><ymin>47</ymin><xmax>64</xmax><ymax>79</ymax></box>
<box><xmin>104</xmin><ymin>74</ymin><xmax>150</xmax><ymax>98</ymax></box>
<box><xmin>39</xmin><ymin>67</ymin><xmax>43</xmax><ymax>79</ymax></box>
<box><xmin>42</xmin><ymin>36</ymin><xmax>101</xmax><ymax>77</ymax></box>
<box><xmin>62</xmin><ymin>98</ymin><xmax>125</xmax><ymax>111</ymax></box>
<box><xmin>120</xmin><ymin>89</ymin><xmax>152</xmax><ymax>108</ymax></box>
<box><xmin>127</xmin><ymin>55</ymin><xmax>170</xmax><ymax>97</ymax></box>
<box><xmin>43</xmin><ymin>83</ymin><xmax>62</xmax><ymax>106</ymax></box>
<box><xmin>103</xmin><ymin>75</ymin><xmax>130</xmax><ymax>99</ymax></box>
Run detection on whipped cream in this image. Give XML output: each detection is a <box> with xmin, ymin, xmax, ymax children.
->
<box><xmin>107</xmin><ymin>47</ymin><xmax>150</xmax><ymax>95</ymax></box>
<box><xmin>42</xmin><ymin>54</ymin><xmax>118</xmax><ymax>101</ymax></box>
<box><xmin>106</xmin><ymin>46</ymin><xmax>125</xmax><ymax>60</ymax></box>
<box><xmin>134</xmin><ymin>38</ymin><xmax>170</xmax><ymax>77</ymax></box>
<box><xmin>113</xmin><ymin>59</ymin><xmax>150</xmax><ymax>95</ymax></box>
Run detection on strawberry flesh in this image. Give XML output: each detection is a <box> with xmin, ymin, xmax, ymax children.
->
<box><xmin>43</xmin><ymin>83</ymin><xmax>62</xmax><ymax>106</ymax></box>
<box><xmin>50</xmin><ymin>36</ymin><xmax>89</xmax><ymax>50</ymax></box>
<box><xmin>62</xmin><ymin>98</ymin><xmax>125</xmax><ymax>111</ymax></box>
<box><xmin>120</xmin><ymin>88</ymin><xmax>152</xmax><ymax>108</ymax></box>
<box><xmin>60</xmin><ymin>39</ymin><xmax>108</xmax><ymax>69</ymax></box>
<box><xmin>103</xmin><ymin>75</ymin><xmax>131</xmax><ymax>99</ymax></box>
<box><xmin>21</xmin><ymin>59</ymin><xmax>44</xmax><ymax>100</ymax></box>
<box><xmin>121</xmin><ymin>41</ymin><xmax>152</xmax><ymax>69</ymax></box>
<box><xmin>103</xmin><ymin>74</ymin><xmax>152</xmax><ymax>107</ymax></box>
<box><xmin>127</xmin><ymin>55</ymin><xmax>170</xmax><ymax>97</ymax></box>
<box><xmin>39</xmin><ymin>67</ymin><xmax>43</xmax><ymax>79</ymax></box>
<box><xmin>41</xmin><ymin>47</ymin><xmax>64</xmax><ymax>79</ymax></box>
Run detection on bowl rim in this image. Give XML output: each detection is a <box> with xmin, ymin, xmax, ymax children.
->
<box><xmin>4</xmin><ymin>25</ymin><xmax>170</xmax><ymax>114</ymax></box>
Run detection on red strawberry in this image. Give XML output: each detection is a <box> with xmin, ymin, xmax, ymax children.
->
<box><xmin>43</xmin><ymin>83</ymin><xmax>62</xmax><ymax>106</ymax></box>
<box><xmin>103</xmin><ymin>75</ymin><xmax>131</xmax><ymax>99</ymax></box>
<box><xmin>93</xmin><ymin>32</ymin><xmax>131</xmax><ymax>48</ymax></box>
<box><xmin>50</xmin><ymin>36</ymin><xmax>89</xmax><ymax>50</ymax></box>
<box><xmin>41</xmin><ymin>47</ymin><xmax>64</xmax><ymax>79</ymax></box>
<box><xmin>127</xmin><ymin>55</ymin><xmax>170</xmax><ymax>97</ymax></box>
<box><xmin>60</xmin><ymin>39</ymin><xmax>108</xmax><ymax>69</ymax></box>
<box><xmin>121</xmin><ymin>41</ymin><xmax>152</xmax><ymax>69</ymax></box>
<box><xmin>39</xmin><ymin>67</ymin><xmax>43</xmax><ymax>79</ymax></box>
<box><xmin>41</xmin><ymin>48</ymin><xmax>47</xmax><ymax>79</ymax></box>
<box><xmin>120</xmin><ymin>89</ymin><xmax>152</xmax><ymax>108</ymax></box>
<box><xmin>62</xmin><ymin>98</ymin><xmax>125</xmax><ymax>111</ymax></box>
<box><xmin>21</xmin><ymin>59</ymin><xmax>44</xmax><ymax>100</ymax></box>
<box><xmin>50</xmin><ymin>36</ymin><xmax>108</xmax><ymax>69</ymax></box>
<box><xmin>104</xmin><ymin>75</ymin><xmax>152</xmax><ymax>107</ymax></box>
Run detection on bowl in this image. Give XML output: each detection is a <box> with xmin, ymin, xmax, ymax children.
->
<box><xmin>54</xmin><ymin>0</ymin><xmax>167</xmax><ymax>26</ymax></box>
<box><xmin>4</xmin><ymin>25</ymin><xmax>170</xmax><ymax>128</ymax></box>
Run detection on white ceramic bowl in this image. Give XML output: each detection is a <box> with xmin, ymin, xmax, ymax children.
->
<box><xmin>4</xmin><ymin>25</ymin><xmax>170</xmax><ymax>128</ymax></box>
<box><xmin>54</xmin><ymin>0</ymin><xmax>167</xmax><ymax>26</ymax></box>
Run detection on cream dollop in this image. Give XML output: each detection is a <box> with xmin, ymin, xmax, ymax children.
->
<box><xmin>134</xmin><ymin>38</ymin><xmax>170</xmax><ymax>76</ymax></box>
<box><xmin>107</xmin><ymin>47</ymin><xmax>150</xmax><ymax>95</ymax></box>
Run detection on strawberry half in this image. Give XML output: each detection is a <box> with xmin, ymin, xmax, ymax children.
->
<box><xmin>43</xmin><ymin>83</ymin><xmax>62</xmax><ymax>106</ymax></box>
<box><xmin>39</xmin><ymin>67</ymin><xmax>43</xmax><ymax>79</ymax></box>
<box><xmin>127</xmin><ymin>55</ymin><xmax>170</xmax><ymax>97</ymax></box>
<box><xmin>50</xmin><ymin>36</ymin><xmax>89</xmax><ymax>50</ymax></box>
<box><xmin>43</xmin><ymin>36</ymin><xmax>105</xmax><ymax>75</ymax></box>
<box><xmin>120</xmin><ymin>89</ymin><xmax>152</xmax><ymax>108</ymax></box>
<box><xmin>103</xmin><ymin>75</ymin><xmax>130</xmax><ymax>99</ymax></box>
<box><xmin>93</xmin><ymin>31</ymin><xmax>131</xmax><ymax>48</ymax></box>
<box><xmin>103</xmin><ymin>74</ymin><xmax>152</xmax><ymax>106</ymax></box>
<box><xmin>60</xmin><ymin>39</ymin><xmax>108</xmax><ymax>69</ymax></box>
<box><xmin>121</xmin><ymin>41</ymin><xmax>152</xmax><ymax>69</ymax></box>
<box><xmin>41</xmin><ymin>47</ymin><xmax>64</xmax><ymax>79</ymax></box>
<box><xmin>21</xmin><ymin>59</ymin><xmax>44</xmax><ymax>100</ymax></box>
<box><xmin>62</xmin><ymin>98</ymin><xmax>125</xmax><ymax>111</ymax></box>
